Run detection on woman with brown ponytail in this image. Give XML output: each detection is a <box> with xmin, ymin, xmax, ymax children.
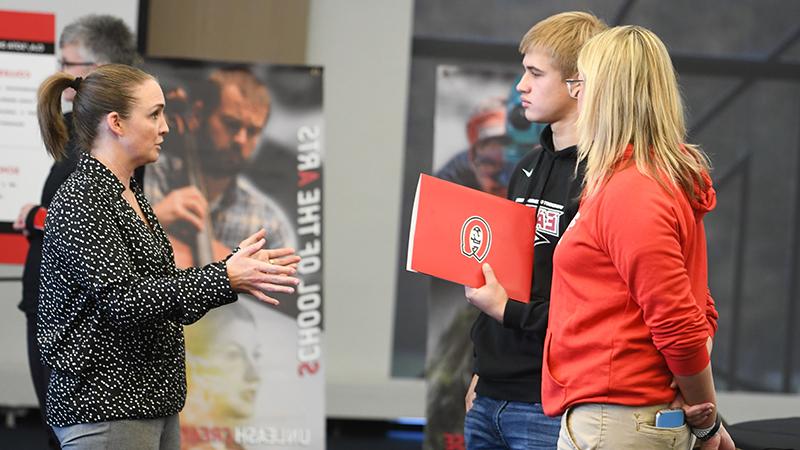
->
<box><xmin>36</xmin><ymin>65</ymin><xmax>300</xmax><ymax>449</ymax></box>
<box><xmin>12</xmin><ymin>17</ymin><xmax>141</xmax><ymax>449</ymax></box>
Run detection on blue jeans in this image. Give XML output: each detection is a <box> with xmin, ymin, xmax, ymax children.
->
<box><xmin>465</xmin><ymin>395</ymin><xmax>561</xmax><ymax>450</ymax></box>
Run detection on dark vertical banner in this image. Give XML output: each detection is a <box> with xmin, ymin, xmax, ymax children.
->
<box><xmin>398</xmin><ymin>65</ymin><xmax>542</xmax><ymax>450</ymax></box>
<box><xmin>0</xmin><ymin>10</ymin><xmax>55</xmax><ymax>263</ymax></box>
<box><xmin>142</xmin><ymin>59</ymin><xmax>324</xmax><ymax>449</ymax></box>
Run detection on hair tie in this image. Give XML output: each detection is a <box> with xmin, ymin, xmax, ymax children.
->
<box><xmin>70</xmin><ymin>76</ymin><xmax>83</xmax><ymax>91</ymax></box>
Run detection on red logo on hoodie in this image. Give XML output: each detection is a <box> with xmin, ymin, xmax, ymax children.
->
<box><xmin>461</xmin><ymin>216</ymin><xmax>492</xmax><ymax>262</ymax></box>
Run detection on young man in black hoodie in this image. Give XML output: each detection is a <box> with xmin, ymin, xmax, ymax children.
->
<box><xmin>463</xmin><ymin>12</ymin><xmax>607</xmax><ymax>449</ymax></box>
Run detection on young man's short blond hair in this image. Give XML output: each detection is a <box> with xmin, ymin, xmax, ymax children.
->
<box><xmin>519</xmin><ymin>11</ymin><xmax>607</xmax><ymax>78</ymax></box>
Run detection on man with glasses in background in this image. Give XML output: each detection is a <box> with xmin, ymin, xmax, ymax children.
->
<box><xmin>56</xmin><ymin>16</ymin><xmax>140</xmax><ymax>101</ymax></box>
<box><xmin>12</xmin><ymin>15</ymin><xmax>139</xmax><ymax>449</ymax></box>
<box><xmin>146</xmin><ymin>68</ymin><xmax>295</xmax><ymax>268</ymax></box>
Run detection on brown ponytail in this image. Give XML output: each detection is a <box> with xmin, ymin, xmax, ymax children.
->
<box><xmin>36</xmin><ymin>64</ymin><xmax>153</xmax><ymax>161</ymax></box>
<box><xmin>36</xmin><ymin>73</ymin><xmax>74</xmax><ymax>161</ymax></box>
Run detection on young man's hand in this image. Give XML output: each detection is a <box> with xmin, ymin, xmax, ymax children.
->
<box><xmin>464</xmin><ymin>263</ymin><xmax>508</xmax><ymax>323</ymax></box>
<box><xmin>465</xmin><ymin>374</ymin><xmax>479</xmax><ymax>413</ymax></box>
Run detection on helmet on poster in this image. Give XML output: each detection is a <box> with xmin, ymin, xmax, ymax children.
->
<box><xmin>464</xmin><ymin>97</ymin><xmax>511</xmax><ymax>196</ymax></box>
<box><xmin>466</xmin><ymin>97</ymin><xmax>510</xmax><ymax>148</ymax></box>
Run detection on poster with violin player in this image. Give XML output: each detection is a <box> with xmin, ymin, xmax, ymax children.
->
<box><xmin>143</xmin><ymin>58</ymin><xmax>325</xmax><ymax>450</ymax></box>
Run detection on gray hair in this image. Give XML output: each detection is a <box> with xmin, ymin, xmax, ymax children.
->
<box><xmin>59</xmin><ymin>15</ymin><xmax>139</xmax><ymax>66</ymax></box>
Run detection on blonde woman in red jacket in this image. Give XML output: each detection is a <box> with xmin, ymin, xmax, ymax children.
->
<box><xmin>543</xmin><ymin>26</ymin><xmax>735</xmax><ymax>450</ymax></box>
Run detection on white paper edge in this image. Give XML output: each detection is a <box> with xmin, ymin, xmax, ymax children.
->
<box><xmin>406</xmin><ymin>174</ymin><xmax>423</xmax><ymax>272</ymax></box>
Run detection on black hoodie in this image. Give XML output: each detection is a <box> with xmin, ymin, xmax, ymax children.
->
<box><xmin>471</xmin><ymin>125</ymin><xmax>583</xmax><ymax>402</ymax></box>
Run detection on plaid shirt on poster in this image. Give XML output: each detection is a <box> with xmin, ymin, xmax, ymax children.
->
<box><xmin>145</xmin><ymin>154</ymin><xmax>297</xmax><ymax>252</ymax></box>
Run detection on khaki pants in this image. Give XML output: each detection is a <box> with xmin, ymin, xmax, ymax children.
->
<box><xmin>558</xmin><ymin>403</ymin><xmax>694</xmax><ymax>450</ymax></box>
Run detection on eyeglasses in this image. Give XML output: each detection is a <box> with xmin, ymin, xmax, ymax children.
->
<box><xmin>220</xmin><ymin>115</ymin><xmax>263</xmax><ymax>139</ymax></box>
<box><xmin>565</xmin><ymin>79</ymin><xmax>584</xmax><ymax>99</ymax></box>
<box><xmin>58</xmin><ymin>59</ymin><xmax>96</xmax><ymax>70</ymax></box>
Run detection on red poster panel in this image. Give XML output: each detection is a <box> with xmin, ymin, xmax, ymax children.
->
<box><xmin>0</xmin><ymin>10</ymin><xmax>55</xmax><ymax>43</ymax></box>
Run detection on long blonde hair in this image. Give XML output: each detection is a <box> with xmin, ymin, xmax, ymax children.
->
<box><xmin>576</xmin><ymin>26</ymin><xmax>710</xmax><ymax>201</ymax></box>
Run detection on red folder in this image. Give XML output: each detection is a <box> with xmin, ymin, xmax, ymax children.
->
<box><xmin>406</xmin><ymin>174</ymin><xmax>535</xmax><ymax>302</ymax></box>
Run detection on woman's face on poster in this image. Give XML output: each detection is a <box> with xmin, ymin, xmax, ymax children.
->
<box><xmin>199</xmin><ymin>319</ymin><xmax>263</xmax><ymax>419</ymax></box>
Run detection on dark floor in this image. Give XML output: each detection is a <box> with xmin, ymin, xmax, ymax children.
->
<box><xmin>0</xmin><ymin>408</ymin><xmax>423</xmax><ymax>449</ymax></box>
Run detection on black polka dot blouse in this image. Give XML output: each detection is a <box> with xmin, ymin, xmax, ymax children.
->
<box><xmin>37</xmin><ymin>155</ymin><xmax>238</xmax><ymax>427</ymax></box>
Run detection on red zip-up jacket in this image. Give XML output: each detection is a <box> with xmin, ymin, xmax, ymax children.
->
<box><xmin>542</xmin><ymin>155</ymin><xmax>718</xmax><ymax>416</ymax></box>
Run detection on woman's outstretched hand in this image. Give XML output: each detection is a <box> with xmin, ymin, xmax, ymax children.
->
<box><xmin>226</xmin><ymin>230</ymin><xmax>300</xmax><ymax>305</ymax></box>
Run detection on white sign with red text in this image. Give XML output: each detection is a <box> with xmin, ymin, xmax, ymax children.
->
<box><xmin>0</xmin><ymin>10</ymin><xmax>56</xmax><ymax>224</ymax></box>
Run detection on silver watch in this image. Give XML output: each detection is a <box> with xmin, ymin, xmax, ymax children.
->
<box><xmin>691</xmin><ymin>414</ymin><xmax>721</xmax><ymax>441</ymax></box>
